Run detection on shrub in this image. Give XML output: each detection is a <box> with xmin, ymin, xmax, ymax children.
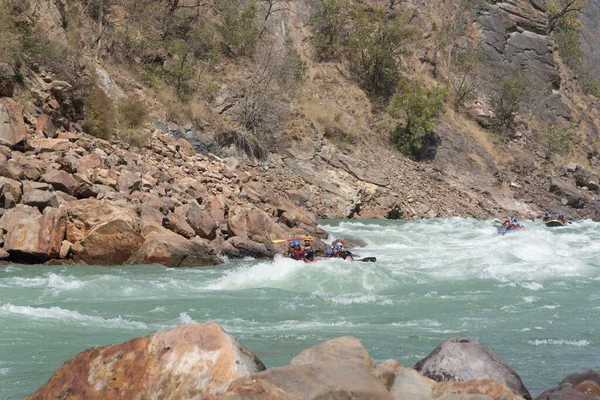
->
<box><xmin>217</xmin><ymin>127</ymin><xmax>268</xmax><ymax>160</ymax></box>
<box><xmin>220</xmin><ymin>0</ymin><xmax>260</xmax><ymax>57</ymax></box>
<box><xmin>308</xmin><ymin>0</ymin><xmax>349</xmax><ymax>61</ymax></box>
<box><xmin>84</xmin><ymin>86</ymin><xmax>117</xmax><ymax>140</ymax></box>
<box><xmin>388</xmin><ymin>78</ymin><xmax>445</xmax><ymax>158</ymax></box>
<box><xmin>490</xmin><ymin>70</ymin><xmax>530</xmax><ymax>135</ymax></box>
<box><xmin>118</xmin><ymin>99</ymin><xmax>148</xmax><ymax>129</ymax></box>
<box><xmin>0</xmin><ymin>3</ymin><xmax>22</xmax><ymax>64</ymax></box>
<box><xmin>547</xmin><ymin>124</ymin><xmax>573</xmax><ymax>156</ymax></box>
<box><xmin>348</xmin><ymin>6</ymin><xmax>418</xmax><ymax>98</ymax></box>
<box><xmin>449</xmin><ymin>48</ymin><xmax>483</xmax><ymax>110</ymax></box>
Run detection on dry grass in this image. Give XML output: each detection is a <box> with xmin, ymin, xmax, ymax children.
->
<box><xmin>447</xmin><ymin>109</ymin><xmax>502</xmax><ymax>164</ymax></box>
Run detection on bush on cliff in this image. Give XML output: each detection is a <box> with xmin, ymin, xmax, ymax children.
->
<box><xmin>388</xmin><ymin>78</ymin><xmax>445</xmax><ymax>159</ymax></box>
<box><xmin>84</xmin><ymin>86</ymin><xmax>117</xmax><ymax>140</ymax></box>
<box><xmin>490</xmin><ymin>70</ymin><xmax>530</xmax><ymax>136</ymax></box>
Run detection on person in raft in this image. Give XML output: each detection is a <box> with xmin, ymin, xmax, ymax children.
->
<box><xmin>558</xmin><ymin>213</ymin><xmax>567</xmax><ymax>224</ymax></box>
<box><xmin>288</xmin><ymin>240</ymin><xmax>306</xmax><ymax>261</ymax></box>
<box><xmin>543</xmin><ymin>210</ymin><xmax>552</xmax><ymax>222</ymax></box>
<box><xmin>502</xmin><ymin>216</ymin><xmax>523</xmax><ymax>231</ymax></box>
<box><xmin>331</xmin><ymin>243</ymin><xmax>354</xmax><ymax>260</ymax></box>
<box><xmin>303</xmin><ymin>237</ymin><xmax>315</xmax><ymax>261</ymax></box>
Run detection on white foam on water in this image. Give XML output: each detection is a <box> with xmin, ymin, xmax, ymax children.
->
<box><xmin>179</xmin><ymin>312</ymin><xmax>193</xmax><ymax>324</ymax></box>
<box><xmin>310</xmin><ymin>291</ymin><xmax>391</xmax><ymax>305</ymax></box>
<box><xmin>528</xmin><ymin>339</ymin><xmax>590</xmax><ymax>346</ymax></box>
<box><xmin>0</xmin><ymin>303</ymin><xmax>147</xmax><ymax>329</ymax></box>
<box><xmin>149</xmin><ymin>306</ymin><xmax>166</xmax><ymax>313</ymax></box>
<box><xmin>523</xmin><ymin>296</ymin><xmax>537</xmax><ymax>303</ymax></box>
<box><xmin>519</xmin><ymin>282</ymin><xmax>544</xmax><ymax>291</ymax></box>
<box><xmin>0</xmin><ymin>368</ymin><xmax>9</xmax><ymax>375</ymax></box>
<box><xmin>0</xmin><ymin>273</ymin><xmax>84</xmax><ymax>291</ymax></box>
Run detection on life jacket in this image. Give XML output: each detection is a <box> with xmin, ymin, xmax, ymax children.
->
<box><xmin>289</xmin><ymin>247</ymin><xmax>305</xmax><ymax>260</ymax></box>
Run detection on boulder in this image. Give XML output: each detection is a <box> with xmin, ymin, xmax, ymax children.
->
<box><xmin>373</xmin><ymin>360</ymin><xmax>404</xmax><ymax>391</ymax></box>
<box><xmin>0</xmin><ymin>177</ymin><xmax>22</xmax><ymax>208</ymax></box>
<box><xmin>219</xmin><ymin>236</ymin><xmax>275</xmax><ymax>259</ymax></box>
<box><xmin>390</xmin><ymin>368</ymin><xmax>436</xmax><ymax>400</ymax></box>
<box><xmin>176</xmin><ymin>137</ymin><xmax>196</xmax><ymax>156</ymax></box>
<box><xmin>0</xmin><ymin>97</ymin><xmax>27</xmax><ymax>147</ymax></box>
<box><xmin>42</xmin><ymin>169</ymin><xmax>78</xmax><ymax>195</ymax></box>
<box><xmin>138</xmin><ymin>205</ymin><xmax>165</xmax><ymax>234</ymax></box>
<box><xmin>0</xmin><ymin>204</ymin><xmax>39</xmax><ymax>232</ymax></box>
<box><xmin>59</xmin><ymin>240</ymin><xmax>72</xmax><ymax>259</ymax></box>
<box><xmin>164</xmin><ymin>212</ymin><xmax>196</xmax><ymax>239</ymax></box>
<box><xmin>22</xmin><ymin>189</ymin><xmax>59</xmax><ymax>211</ymax></box>
<box><xmin>3</xmin><ymin>207</ymin><xmax>67</xmax><ymax>261</ymax></box>
<box><xmin>127</xmin><ymin>229</ymin><xmax>221</xmax><ymax>267</ymax></box>
<box><xmin>549</xmin><ymin>178</ymin><xmax>587</xmax><ymax>209</ymax></box>
<box><xmin>0</xmin><ymin>63</ymin><xmax>15</xmax><ymax>97</ymax></box>
<box><xmin>535</xmin><ymin>370</ymin><xmax>600</xmax><ymax>400</ymax></box>
<box><xmin>27</xmin><ymin>322</ymin><xmax>265</xmax><ymax>400</ymax></box>
<box><xmin>117</xmin><ymin>169</ymin><xmax>142</xmax><ymax>193</ymax></box>
<box><xmin>435</xmin><ymin>380</ymin><xmax>524</xmax><ymax>400</ymax></box>
<box><xmin>67</xmin><ymin>200</ymin><xmax>144</xmax><ymax>265</ymax></box>
<box><xmin>221</xmin><ymin>361</ymin><xmax>395</xmax><ymax>400</ymax></box>
<box><xmin>290</xmin><ymin>336</ymin><xmax>375</xmax><ymax>371</ymax></box>
<box><xmin>227</xmin><ymin>205</ymin><xmax>287</xmax><ymax>245</ymax></box>
<box><xmin>0</xmin><ymin>157</ymin><xmax>24</xmax><ymax>180</ymax></box>
<box><xmin>204</xmin><ymin>195</ymin><xmax>228</xmax><ymax>228</ymax></box>
<box><xmin>414</xmin><ymin>337</ymin><xmax>532</xmax><ymax>400</ymax></box>
<box><xmin>28</xmin><ymin>138</ymin><xmax>71</xmax><ymax>153</ymax></box>
<box><xmin>77</xmin><ymin>153</ymin><xmax>103</xmax><ymax>171</ymax></box>
<box><xmin>187</xmin><ymin>201</ymin><xmax>218</xmax><ymax>240</ymax></box>
<box><xmin>35</xmin><ymin>114</ymin><xmax>57</xmax><ymax>138</ymax></box>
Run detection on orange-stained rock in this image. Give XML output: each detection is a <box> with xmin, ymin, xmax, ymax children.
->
<box><xmin>374</xmin><ymin>360</ymin><xmax>404</xmax><ymax>391</ymax></box>
<box><xmin>3</xmin><ymin>207</ymin><xmax>66</xmax><ymax>261</ymax></box>
<box><xmin>74</xmin><ymin>216</ymin><xmax>144</xmax><ymax>265</ymax></box>
<box><xmin>27</xmin><ymin>322</ymin><xmax>266</xmax><ymax>400</ymax></box>
<box><xmin>435</xmin><ymin>379</ymin><xmax>524</xmax><ymax>400</ymax></box>
<box><xmin>127</xmin><ymin>228</ymin><xmax>221</xmax><ymax>267</ymax></box>
<box><xmin>35</xmin><ymin>114</ymin><xmax>57</xmax><ymax>138</ymax></box>
<box><xmin>42</xmin><ymin>169</ymin><xmax>78</xmax><ymax>195</ymax></box>
<box><xmin>177</xmin><ymin>137</ymin><xmax>196</xmax><ymax>156</ymax></box>
<box><xmin>290</xmin><ymin>336</ymin><xmax>375</xmax><ymax>371</ymax></box>
<box><xmin>187</xmin><ymin>201</ymin><xmax>218</xmax><ymax>239</ymax></box>
<box><xmin>391</xmin><ymin>367</ymin><xmax>437</xmax><ymax>400</ymax></box>
<box><xmin>219</xmin><ymin>361</ymin><xmax>395</xmax><ymax>400</ymax></box>
<box><xmin>0</xmin><ymin>98</ymin><xmax>27</xmax><ymax>147</ymax></box>
<box><xmin>227</xmin><ymin>205</ymin><xmax>288</xmax><ymax>245</ymax></box>
<box><xmin>67</xmin><ymin>199</ymin><xmax>144</xmax><ymax>265</ymax></box>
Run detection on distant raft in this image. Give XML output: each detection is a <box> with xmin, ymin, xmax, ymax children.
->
<box><xmin>543</xmin><ymin>219</ymin><xmax>566</xmax><ymax>228</ymax></box>
<box><xmin>497</xmin><ymin>226</ymin><xmax>526</xmax><ymax>235</ymax></box>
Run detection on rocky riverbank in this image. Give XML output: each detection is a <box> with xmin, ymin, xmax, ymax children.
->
<box><xmin>0</xmin><ymin>71</ymin><xmax>332</xmax><ymax>266</ymax></box>
<box><xmin>26</xmin><ymin>322</ymin><xmax>600</xmax><ymax>400</ymax></box>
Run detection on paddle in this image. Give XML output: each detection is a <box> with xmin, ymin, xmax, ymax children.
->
<box><xmin>356</xmin><ymin>257</ymin><xmax>376</xmax><ymax>262</ymax></box>
<box><xmin>271</xmin><ymin>239</ymin><xmax>289</xmax><ymax>243</ymax></box>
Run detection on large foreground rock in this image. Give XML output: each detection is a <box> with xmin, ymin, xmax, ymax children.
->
<box><xmin>413</xmin><ymin>337</ymin><xmax>532</xmax><ymax>400</ymax></box>
<box><xmin>27</xmin><ymin>322</ymin><xmax>266</xmax><ymax>400</ymax></box>
<box><xmin>220</xmin><ymin>361</ymin><xmax>395</xmax><ymax>400</ymax></box>
<box><xmin>290</xmin><ymin>336</ymin><xmax>375</xmax><ymax>370</ymax></box>
<box><xmin>535</xmin><ymin>370</ymin><xmax>600</xmax><ymax>400</ymax></box>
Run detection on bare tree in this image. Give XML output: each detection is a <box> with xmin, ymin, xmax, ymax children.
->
<box><xmin>548</xmin><ymin>0</ymin><xmax>586</xmax><ymax>33</ymax></box>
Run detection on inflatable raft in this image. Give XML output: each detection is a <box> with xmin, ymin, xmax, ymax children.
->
<box><xmin>543</xmin><ymin>219</ymin><xmax>566</xmax><ymax>228</ymax></box>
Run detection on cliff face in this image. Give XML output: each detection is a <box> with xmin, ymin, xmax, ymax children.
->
<box><xmin>581</xmin><ymin>0</ymin><xmax>600</xmax><ymax>79</ymax></box>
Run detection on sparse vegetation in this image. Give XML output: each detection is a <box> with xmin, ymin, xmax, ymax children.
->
<box><xmin>548</xmin><ymin>0</ymin><xmax>600</xmax><ymax>97</ymax></box>
<box><xmin>388</xmin><ymin>78</ymin><xmax>446</xmax><ymax>158</ymax></box>
<box><xmin>547</xmin><ymin>124</ymin><xmax>574</xmax><ymax>156</ymax></box>
<box><xmin>449</xmin><ymin>48</ymin><xmax>483</xmax><ymax>111</ymax></box>
<box><xmin>490</xmin><ymin>71</ymin><xmax>530</xmax><ymax>136</ymax></box>
<box><xmin>309</xmin><ymin>0</ymin><xmax>349</xmax><ymax>61</ymax></box>
<box><xmin>219</xmin><ymin>0</ymin><xmax>261</xmax><ymax>57</ymax></box>
<box><xmin>118</xmin><ymin>99</ymin><xmax>148</xmax><ymax>129</ymax></box>
<box><xmin>84</xmin><ymin>86</ymin><xmax>117</xmax><ymax>140</ymax></box>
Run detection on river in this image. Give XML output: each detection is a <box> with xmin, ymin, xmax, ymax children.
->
<box><xmin>1</xmin><ymin>219</ymin><xmax>599</xmax><ymax>399</ymax></box>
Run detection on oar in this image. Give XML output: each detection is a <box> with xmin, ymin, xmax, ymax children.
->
<box><xmin>356</xmin><ymin>257</ymin><xmax>376</xmax><ymax>262</ymax></box>
<box><xmin>272</xmin><ymin>239</ymin><xmax>289</xmax><ymax>243</ymax></box>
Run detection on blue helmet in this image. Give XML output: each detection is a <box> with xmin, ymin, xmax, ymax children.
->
<box><xmin>326</xmin><ymin>249</ymin><xmax>332</xmax><ymax>255</ymax></box>
<box><xmin>333</xmin><ymin>245</ymin><xmax>340</xmax><ymax>250</ymax></box>
<box><xmin>291</xmin><ymin>240</ymin><xmax>300</xmax><ymax>247</ymax></box>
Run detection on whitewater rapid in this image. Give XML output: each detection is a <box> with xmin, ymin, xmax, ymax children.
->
<box><xmin>1</xmin><ymin>218</ymin><xmax>599</xmax><ymax>399</ymax></box>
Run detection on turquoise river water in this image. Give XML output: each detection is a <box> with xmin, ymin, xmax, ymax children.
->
<box><xmin>1</xmin><ymin>219</ymin><xmax>599</xmax><ymax>399</ymax></box>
